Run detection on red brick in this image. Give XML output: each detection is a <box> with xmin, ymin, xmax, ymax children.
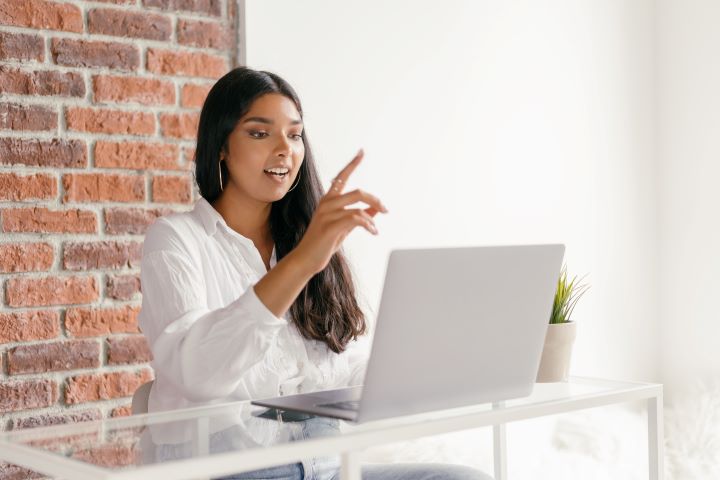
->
<box><xmin>0</xmin><ymin>103</ymin><xmax>57</xmax><ymax>131</ymax></box>
<box><xmin>0</xmin><ymin>379</ymin><xmax>58</xmax><ymax>413</ymax></box>
<box><xmin>0</xmin><ymin>463</ymin><xmax>45</xmax><ymax>480</ymax></box>
<box><xmin>177</xmin><ymin>18</ymin><xmax>230</xmax><ymax>49</ymax></box>
<box><xmin>106</xmin><ymin>274</ymin><xmax>141</xmax><ymax>300</ymax></box>
<box><xmin>107</xmin><ymin>336</ymin><xmax>153</xmax><ymax>365</ymax></box>
<box><xmin>72</xmin><ymin>443</ymin><xmax>140</xmax><ymax>468</ymax></box>
<box><xmin>65</xmin><ymin>305</ymin><xmax>140</xmax><ymax>337</ymax></box>
<box><xmin>183</xmin><ymin>146</ymin><xmax>196</xmax><ymax>165</ymax></box>
<box><xmin>159</xmin><ymin>112</ymin><xmax>198</xmax><ymax>139</ymax></box>
<box><xmin>52</xmin><ymin>38</ymin><xmax>139</xmax><ymax>71</ymax></box>
<box><xmin>180</xmin><ymin>82</ymin><xmax>212</xmax><ymax>108</ymax></box>
<box><xmin>146</xmin><ymin>48</ymin><xmax>227</xmax><ymax>78</ymax></box>
<box><xmin>95</xmin><ymin>141</ymin><xmax>180</xmax><ymax>170</ymax></box>
<box><xmin>65</xmin><ymin>369</ymin><xmax>153</xmax><ymax>404</ymax></box>
<box><xmin>5</xmin><ymin>276</ymin><xmax>99</xmax><ymax>307</ymax></box>
<box><xmin>0</xmin><ymin>173</ymin><xmax>57</xmax><ymax>201</ymax></box>
<box><xmin>0</xmin><ymin>31</ymin><xmax>44</xmax><ymax>61</ymax></box>
<box><xmin>0</xmin><ymin>138</ymin><xmax>86</xmax><ymax>168</ymax></box>
<box><xmin>152</xmin><ymin>175</ymin><xmax>192</xmax><ymax>203</ymax></box>
<box><xmin>62</xmin><ymin>173</ymin><xmax>145</xmax><ymax>203</ymax></box>
<box><xmin>11</xmin><ymin>409</ymin><xmax>101</xmax><ymax>430</ymax></box>
<box><xmin>93</xmin><ymin>75</ymin><xmax>174</xmax><ymax>105</ymax></box>
<box><xmin>92</xmin><ymin>0</ymin><xmax>134</xmax><ymax>4</ymax></box>
<box><xmin>0</xmin><ymin>0</ymin><xmax>83</xmax><ymax>32</ymax></box>
<box><xmin>0</xmin><ymin>242</ymin><xmax>54</xmax><ymax>273</ymax></box>
<box><xmin>104</xmin><ymin>207</ymin><xmax>172</xmax><ymax>235</ymax></box>
<box><xmin>227</xmin><ymin>0</ymin><xmax>235</xmax><ymax>19</ymax></box>
<box><xmin>63</xmin><ymin>241</ymin><xmax>142</xmax><ymax>270</ymax></box>
<box><xmin>88</xmin><ymin>8</ymin><xmax>171</xmax><ymax>41</ymax></box>
<box><xmin>66</xmin><ymin>107</ymin><xmax>155</xmax><ymax>135</ymax></box>
<box><xmin>0</xmin><ymin>66</ymin><xmax>85</xmax><ymax>97</ymax></box>
<box><xmin>110</xmin><ymin>405</ymin><xmax>132</xmax><ymax>417</ymax></box>
<box><xmin>7</xmin><ymin>340</ymin><xmax>100</xmax><ymax>375</ymax></box>
<box><xmin>0</xmin><ymin>310</ymin><xmax>59</xmax><ymax>344</ymax></box>
<box><xmin>1</xmin><ymin>207</ymin><xmax>97</xmax><ymax>233</ymax></box>
<box><xmin>143</xmin><ymin>0</ymin><xmax>221</xmax><ymax>16</ymax></box>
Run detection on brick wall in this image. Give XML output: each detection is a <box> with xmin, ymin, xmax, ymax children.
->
<box><xmin>0</xmin><ymin>0</ymin><xmax>239</xmax><ymax>473</ymax></box>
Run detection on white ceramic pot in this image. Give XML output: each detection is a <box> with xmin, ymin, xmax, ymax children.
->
<box><xmin>536</xmin><ymin>321</ymin><xmax>577</xmax><ymax>383</ymax></box>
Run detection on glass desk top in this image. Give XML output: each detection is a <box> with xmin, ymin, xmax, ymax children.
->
<box><xmin>0</xmin><ymin>377</ymin><xmax>661</xmax><ymax>479</ymax></box>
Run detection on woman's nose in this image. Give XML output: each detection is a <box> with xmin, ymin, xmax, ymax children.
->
<box><xmin>274</xmin><ymin>135</ymin><xmax>293</xmax><ymax>156</ymax></box>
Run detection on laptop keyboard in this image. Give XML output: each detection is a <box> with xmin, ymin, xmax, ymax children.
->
<box><xmin>316</xmin><ymin>400</ymin><xmax>360</xmax><ymax>411</ymax></box>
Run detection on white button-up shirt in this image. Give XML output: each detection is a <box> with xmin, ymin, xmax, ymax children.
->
<box><xmin>138</xmin><ymin>197</ymin><xmax>370</xmax><ymax>431</ymax></box>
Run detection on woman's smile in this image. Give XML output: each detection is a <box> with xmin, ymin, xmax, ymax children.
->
<box><xmin>264</xmin><ymin>170</ymin><xmax>290</xmax><ymax>183</ymax></box>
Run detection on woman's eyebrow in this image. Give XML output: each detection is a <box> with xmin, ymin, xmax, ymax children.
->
<box><xmin>241</xmin><ymin>116</ymin><xmax>303</xmax><ymax>125</ymax></box>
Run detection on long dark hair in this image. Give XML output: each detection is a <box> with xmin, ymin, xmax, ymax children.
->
<box><xmin>195</xmin><ymin>67</ymin><xmax>366</xmax><ymax>353</ymax></box>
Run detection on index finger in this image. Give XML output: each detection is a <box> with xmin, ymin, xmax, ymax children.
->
<box><xmin>327</xmin><ymin>149</ymin><xmax>364</xmax><ymax>197</ymax></box>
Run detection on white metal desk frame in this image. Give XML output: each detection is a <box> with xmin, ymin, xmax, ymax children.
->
<box><xmin>0</xmin><ymin>378</ymin><xmax>664</xmax><ymax>480</ymax></box>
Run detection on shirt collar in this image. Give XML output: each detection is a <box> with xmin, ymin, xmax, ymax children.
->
<box><xmin>193</xmin><ymin>196</ymin><xmax>226</xmax><ymax>236</ymax></box>
<box><xmin>193</xmin><ymin>198</ymin><xmax>275</xmax><ymax>265</ymax></box>
<box><xmin>193</xmin><ymin>197</ymin><xmax>256</xmax><ymax>249</ymax></box>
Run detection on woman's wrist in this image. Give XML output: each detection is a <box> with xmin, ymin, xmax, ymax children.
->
<box><xmin>282</xmin><ymin>246</ymin><xmax>319</xmax><ymax>280</ymax></box>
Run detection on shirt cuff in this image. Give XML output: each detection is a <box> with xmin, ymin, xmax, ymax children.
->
<box><xmin>241</xmin><ymin>284</ymin><xmax>288</xmax><ymax>327</ymax></box>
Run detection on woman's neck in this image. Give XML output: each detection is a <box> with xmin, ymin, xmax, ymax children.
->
<box><xmin>211</xmin><ymin>188</ymin><xmax>273</xmax><ymax>249</ymax></box>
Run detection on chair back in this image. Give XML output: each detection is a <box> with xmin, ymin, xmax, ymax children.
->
<box><xmin>132</xmin><ymin>380</ymin><xmax>154</xmax><ymax>415</ymax></box>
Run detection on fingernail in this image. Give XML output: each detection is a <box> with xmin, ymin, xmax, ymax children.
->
<box><xmin>381</xmin><ymin>204</ymin><xmax>389</xmax><ymax>213</ymax></box>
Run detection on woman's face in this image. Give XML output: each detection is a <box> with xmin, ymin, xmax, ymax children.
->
<box><xmin>222</xmin><ymin>93</ymin><xmax>305</xmax><ymax>204</ymax></box>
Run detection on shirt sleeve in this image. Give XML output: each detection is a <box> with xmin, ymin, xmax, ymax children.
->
<box><xmin>344</xmin><ymin>334</ymin><xmax>372</xmax><ymax>386</ymax></box>
<box><xmin>138</xmin><ymin>221</ymin><xmax>286</xmax><ymax>403</ymax></box>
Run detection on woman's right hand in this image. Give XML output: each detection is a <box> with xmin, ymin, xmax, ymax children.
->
<box><xmin>294</xmin><ymin>149</ymin><xmax>388</xmax><ymax>275</ymax></box>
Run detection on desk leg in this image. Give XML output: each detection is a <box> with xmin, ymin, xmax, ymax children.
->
<box><xmin>492</xmin><ymin>402</ymin><xmax>507</xmax><ymax>480</ymax></box>
<box><xmin>192</xmin><ymin>417</ymin><xmax>210</xmax><ymax>480</ymax></box>
<box><xmin>341</xmin><ymin>451</ymin><xmax>362</xmax><ymax>480</ymax></box>
<box><xmin>648</xmin><ymin>394</ymin><xmax>664</xmax><ymax>480</ymax></box>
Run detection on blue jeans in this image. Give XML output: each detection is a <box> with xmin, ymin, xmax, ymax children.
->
<box><xmin>156</xmin><ymin>416</ymin><xmax>493</xmax><ymax>480</ymax></box>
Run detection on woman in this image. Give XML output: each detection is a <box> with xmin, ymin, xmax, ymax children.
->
<box><xmin>138</xmin><ymin>66</ymin><xmax>492</xmax><ymax>480</ymax></box>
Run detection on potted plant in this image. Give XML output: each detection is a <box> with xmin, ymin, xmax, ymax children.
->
<box><xmin>536</xmin><ymin>266</ymin><xmax>589</xmax><ymax>383</ymax></box>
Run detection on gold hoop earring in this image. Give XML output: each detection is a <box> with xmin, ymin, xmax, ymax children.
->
<box><xmin>286</xmin><ymin>169</ymin><xmax>302</xmax><ymax>193</ymax></box>
<box><xmin>218</xmin><ymin>160</ymin><xmax>224</xmax><ymax>192</ymax></box>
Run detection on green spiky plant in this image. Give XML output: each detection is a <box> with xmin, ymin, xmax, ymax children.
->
<box><xmin>549</xmin><ymin>266</ymin><xmax>589</xmax><ymax>324</ymax></box>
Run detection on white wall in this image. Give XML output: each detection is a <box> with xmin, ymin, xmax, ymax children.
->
<box><xmin>657</xmin><ymin>0</ymin><xmax>720</xmax><ymax>399</ymax></box>
<box><xmin>246</xmin><ymin>0</ymin><xmax>658</xmax><ymax>382</ymax></box>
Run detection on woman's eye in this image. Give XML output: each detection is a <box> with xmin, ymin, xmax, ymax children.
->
<box><xmin>248</xmin><ymin>131</ymin><xmax>302</xmax><ymax>140</ymax></box>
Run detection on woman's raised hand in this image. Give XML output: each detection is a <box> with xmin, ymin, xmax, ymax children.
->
<box><xmin>295</xmin><ymin>149</ymin><xmax>388</xmax><ymax>275</ymax></box>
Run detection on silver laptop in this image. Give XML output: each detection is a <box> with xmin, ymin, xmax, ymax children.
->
<box><xmin>252</xmin><ymin>244</ymin><xmax>565</xmax><ymax>423</ymax></box>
